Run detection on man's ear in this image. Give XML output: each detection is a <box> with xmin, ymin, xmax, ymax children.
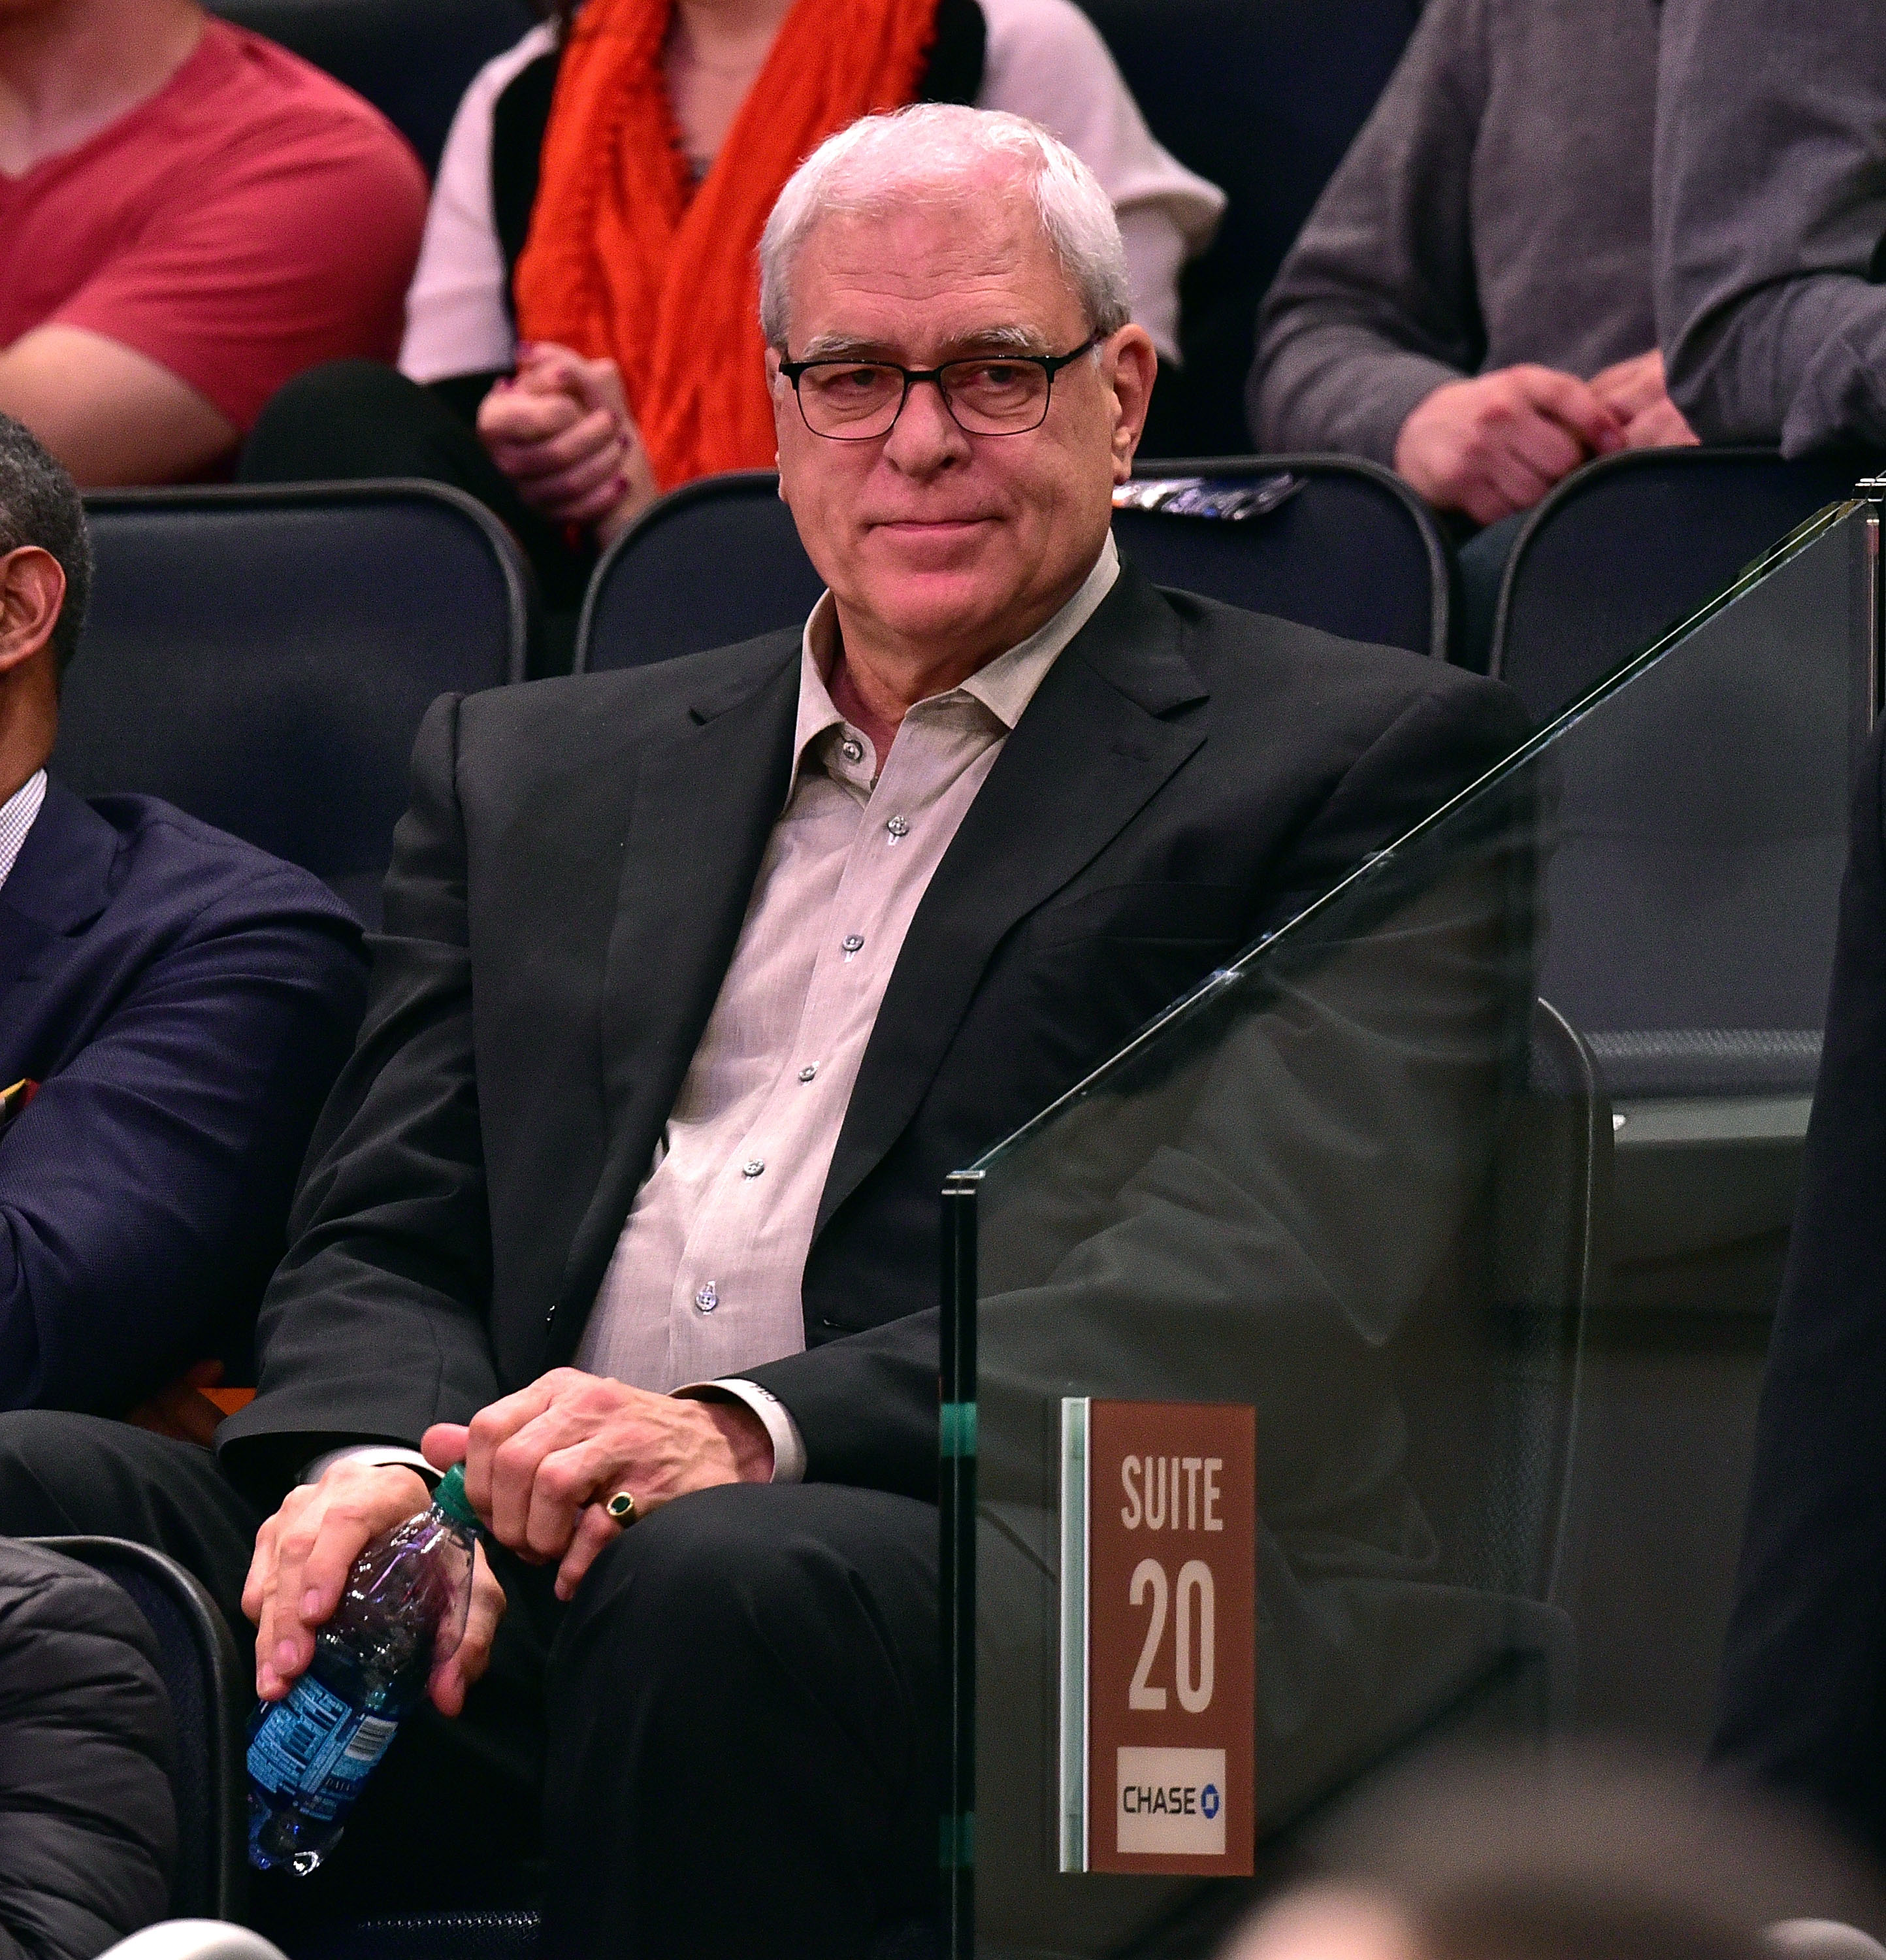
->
<box><xmin>1105</xmin><ymin>326</ymin><xmax>1159</xmax><ymax>484</ymax></box>
<box><xmin>0</xmin><ymin>546</ymin><xmax>65</xmax><ymax>677</ymax></box>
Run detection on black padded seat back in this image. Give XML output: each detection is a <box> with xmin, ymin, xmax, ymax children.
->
<box><xmin>577</xmin><ymin>473</ymin><xmax>823</xmax><ymax>672</ymax></box>
<box><xmin>1076</xmin><ymin>0</ymin><xmax>1420</xmax><ymax>457</ymax></box>
<box><xmin>58</xmin><ymin>483</ymin><xmax>530</xmax><ymax>927</ymax></box>
<box><xmin>1489</xmin><ymin>447</ymin><xmax>1874</xmax><ymax>723</ymax></box>
<box><xmin>26</xmin><ymin>1535</ymin><xmax>246</xmax><ymax>1925</ymax></box>
<box><xmin>209</xmin><ymin>0</ymin><xmax>538</xmax><ymax>174</ymax></box>
<box><xmin>1116</xmin><ymin>455</ymin><xmax>1450</xmax><ymax>658</ymax></box>
<box><xmin>579</xmin><ymin>461</ymin><xmax>1450</xmax><ymax>671</ymax></box>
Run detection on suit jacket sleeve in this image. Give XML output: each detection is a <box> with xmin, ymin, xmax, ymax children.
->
<box><xmin>218</xmin><ymin>694</ymin><xmax>499</xmax><ymax>1499</ymax></box>
<box><xmin>1713</xmin><ymin>721</ymin><xmax>1886</xmax><ymax>1850</ymax></box>
<box><xmin>1656</xmin><ymin>0</ymin><xmax>1886</xmax><ymax>452</ymax></box>
<box><xmin>0</xmin><ymin>868</ymin><xmax>365</xmax><ymax>1418</ymax></box>
<box><xmin>1248</xmin><ymin>0</ymin><xmax>1487</xmax><ymax>460</ymax></box>
<box><xmin>749</xmin><ymin>672</ymin><xmax>1533</xmax><ymax>1499</ymax></box>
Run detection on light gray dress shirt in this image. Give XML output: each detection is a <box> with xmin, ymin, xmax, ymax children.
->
<box><xmin>314</xmin><ymin>540</ymin><xmax>1119</xmax><ymax>1492</ymax></box>
<box><xmin>0</xmin><ymin>770</ymin><xmax>47</xmax><ymax>896</ymax></box>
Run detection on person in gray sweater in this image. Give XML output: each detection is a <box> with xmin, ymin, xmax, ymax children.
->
<box><xmin>1655</xmin><ymin>0</ymin><xmax>1886</xmax><ymax>455</ymax></box>
<box><xmin>1250</xmin><ymin>0</ymin><xmax>1694</xmax><ymax>535</ymax></box>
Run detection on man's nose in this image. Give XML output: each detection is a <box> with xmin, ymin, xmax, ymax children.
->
<box><xmin>883</xmin><ymin>374</ymin><xmax>971</xmax><ymax>470</ymax></box>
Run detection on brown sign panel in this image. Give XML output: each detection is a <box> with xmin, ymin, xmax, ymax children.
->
<box><xmin>1081</xmin><ymin>1399</ymin><xmax>1256</xmax><ymax>1876</ymax></box>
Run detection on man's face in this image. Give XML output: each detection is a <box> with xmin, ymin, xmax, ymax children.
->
<box><xmin>770</xmin><ymin>178</ymin><xmax>1154</xmax><ymax>664</ymax></box>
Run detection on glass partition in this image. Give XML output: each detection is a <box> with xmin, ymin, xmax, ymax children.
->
<box><xmin>943</xmin><ymin>499</ymin><xmax>1875</xmax><ymax>1957</ymax></box>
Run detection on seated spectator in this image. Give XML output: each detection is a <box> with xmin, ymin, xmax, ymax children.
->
<box><xmin>1715</xmin><ymin>711</ymin><xmax>1886</xmax><ymax>1860</ymax></box>
<box><xmin>0</xmin><ymin>1537</ymin><xmax>176</xmax><ymax>1960</ymax></box>
<box><xmin>0</xmin><ymin>414</ymin><xmax>366</xmax><ymax>1418</ymax></box>
<box><xmin>1246</xmin><ymin>0</ymin><xmax>1696</xmax><ymax>661</ymax></box>
<box><xmin>1655</xmin><ymin>0</ymin><xmax>1886</xmax><ymax>454</ymax></box>
<box><xmin>0</xmin><ymin>106</ymin><xmax>1523</xmax><ymax>1955</ymax></box>
<box><xmin>0</xmin><ymin>0</ymin><xmax>427</xmax><ymax>485</ymax></box>
<box><xmin>240</xmin><ymin>0</ymin><xmax>1224</xmax><ymax>638</ymax></box>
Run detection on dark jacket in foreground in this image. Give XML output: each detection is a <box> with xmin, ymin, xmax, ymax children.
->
<box><xmin>219</xmin><ymin>566</ymin><xmax>1531</xmax><ymax>1501</ymax></box>
<box><xmin>0</xmin><ymin>1537</ymin><xmax>176</xmax><ymax>1960</ymax></box>
<box><xmin>1715</xmin><ymin>721</ymin><xmax>1886</xmax><ymax>1853</ymax></box>
<box><xmin>0</xmin><ymin>785</ymin><xmax>368</xmax><ymax>1413</ymax></box>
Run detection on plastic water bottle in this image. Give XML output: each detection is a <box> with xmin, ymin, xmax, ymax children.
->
<box><xmin>246</xmin><ymin>1463</ymin><xmax>479</xmax><ymax>1874</ymax></box>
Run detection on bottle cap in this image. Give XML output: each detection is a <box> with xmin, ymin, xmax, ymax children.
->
<box><xmin>432</xmin><ymin>1463</ymin><xmax>479</xmax><ymax>1533</ymax></box>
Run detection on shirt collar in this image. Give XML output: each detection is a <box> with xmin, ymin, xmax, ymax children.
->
<box><xmin>790</xmin><ymin>532</ymin><xmax>1120</xmax><ymax>792</ymax></box>
<box><xmin>0</xmin><ymin>769</ymin><xmax>48</xmax><ymax>896</ymax></box>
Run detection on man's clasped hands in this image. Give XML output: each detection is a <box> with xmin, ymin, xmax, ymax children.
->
<box><xmin>476</xmin><ymin>342</ymin><xmax>662</xmax><ymax>546</ymax></box>
<box><xmin>244</xmin><ymin>1369</ymin><xmax>774</xmax><ymax>1716</ymax></box>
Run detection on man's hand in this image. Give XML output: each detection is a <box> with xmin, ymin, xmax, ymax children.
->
<box><xmin>1589</xmin><ymin>348</ymin><xmax>1700</xmax><ymax>451</ymax></box>
<box><xmin>476</xmin><ymin>342</ymin><xmax>658</xmax><ymax>537</ymax></box>
<box><xmin>1393</xmin><ymin>365</ymin><xmax>1627</xmax><ymax>524</ymax></box>
<box><xmin>423</xmin><ymin>1369</ymin><xmax>774</xmax><ymax>1603</ymax></box>
<box><xmin>242</xmin><ymin>1458</ymin><xmax>506</xmax><ymax>1719</ymax></box>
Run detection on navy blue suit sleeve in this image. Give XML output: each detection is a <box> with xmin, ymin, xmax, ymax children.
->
<box><xmin>1715</xmin><ymin>721</ymin><xmax>1886</xmax><ymax>1852</ymax></box>
<box><xmin>0</xmin><ymin>874</ymin><xmax>366</xmax><ymax>1415</ymax></box>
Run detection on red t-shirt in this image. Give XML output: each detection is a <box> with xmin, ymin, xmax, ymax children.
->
<box><xmin>0</xmin><ymin>20</ymin><xmax>429</xmax><ymax>434</ymax></box>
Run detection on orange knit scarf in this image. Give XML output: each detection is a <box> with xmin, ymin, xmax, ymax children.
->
<box><xmin>513</xmin><ymin>0</ymin><xmax>941</xmax><ymax>491</ymax></box>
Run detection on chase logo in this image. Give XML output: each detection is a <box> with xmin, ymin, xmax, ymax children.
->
<box><xmin>1116</xmin><ymin>1747</ymin><xmax>1227</xmax><ymax>1857</ymax></box>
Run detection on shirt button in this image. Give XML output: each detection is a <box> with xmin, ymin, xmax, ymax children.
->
<box><xmin>798</xmin><ymin>1064</ymin><xmax>817</xmax><ymax>1082</ymax></box>
<box><xmin>694</xmin><ymin>1282</ymin><xmax>719</xmax><ymax>1313</ymax></box>
<box><xmin>841</xmin><ymin>738</ymin><xmax>864</xmax><ymax>764</ymax></box>
<box><xmin>841</xmin><ymin>934</ymin><xmax>864</xmax><ymax>956</ymax></box>
<box><xmin>743</xmin><ymin>1159</ymin><xmax>765</xmax><ymax>1178</ymax></box>
<box><xmin>885</xmin><ymin>815</ymin><xmax>909</xmax><ymax>840</ymax></box>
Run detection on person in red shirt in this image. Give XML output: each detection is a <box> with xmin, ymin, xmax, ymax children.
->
<box><xmin>0</xmin><ymin>0</ymin><xmax>428</xmax><ymax>484</ymax></box>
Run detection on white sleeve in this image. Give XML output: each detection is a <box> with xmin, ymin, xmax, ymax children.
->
<box><xmin>398</xmin><ymin>20</ymin><xmax>559</xmax><ymax>384</ymax></box>
<box><xmin>300</xmin><ymin>1445</ymin><xmax>440</xmax><ymax>1486</ymax></box>
<box><xmin>973</xmin><ymin>0</ymin><xmax>1226</xmax><ymax>363</ymax></box>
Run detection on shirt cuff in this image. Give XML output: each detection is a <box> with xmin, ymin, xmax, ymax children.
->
<box><xmin>675</xmin><ymin>1379</ymin><xmax>806</xmax><ymax>1484</ymax></box>
<box><xmin>300</xmin><ymin>1445</ymin><xmax>440</xmax><ymax>1487</ymax></box>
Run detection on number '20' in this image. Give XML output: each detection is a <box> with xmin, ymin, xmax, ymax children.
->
<box><xmin>1127</xmin><ymin>1558</ymin><xmax>1215</xmax><ymax>1714</ymax></box>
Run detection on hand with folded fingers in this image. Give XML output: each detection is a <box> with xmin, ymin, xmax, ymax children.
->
<box><xmin>421</xmin><ymin>1366</ymin><xmax>774</xmax><ymax>1606</ymax></box>
<box><xmin>242</xmin><ymin>1454</ymin><xmax>507</xmax><ymax>1720</ymax></box>
<box><xmin>477</xmin><ymin>341</ymin><xmax>658</xmax><ymax>536</ymax></box>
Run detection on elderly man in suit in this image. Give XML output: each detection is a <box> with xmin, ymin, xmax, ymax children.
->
<box><xmin>0</xmin><ymin>106</ymin><xmax>1529</xmax><ymax>1957</ymax></box>
<box><xmin>0</xmin><ymin>412</ymin><xmax>365</xmax><ymax>1418</ymax></box>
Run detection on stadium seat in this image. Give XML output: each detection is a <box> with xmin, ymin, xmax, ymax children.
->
<box><xmin>1489</xmin><ymin>447</ymin><xmax>1874</xmax><ymax>722</ymax></box>
<box><xmin>1114</xmin><ymin>454</ymin><xmax>1450</xmax><ymax>658</ymax></box>
<box><xmin>578</xmin><ymin>459</ymin><xmax>1450</xmax><ymax>671</ymax></box>
<box><xmin>56</xmin><ymin>483</ymin><xmax>531</xmax><ymax>926</ymax></box>
<box><xmin>27</xmin><ymin>1537</ymin><xmax>246</xmax><ymax>1925</ymax></box>
<box><xmin>1077</xmin><ymin>0</ymin><xmax>1419</xmax><ymax>457</ymax></box>
<box><xmin>208</xmin><ymin>0</ymin><xmax>537</xmax><ymax>175</ymax></box>
<box><xmin>576</xmin><ymin>472</ymin><xmax>822</xmax><ymax>674</ymax></box>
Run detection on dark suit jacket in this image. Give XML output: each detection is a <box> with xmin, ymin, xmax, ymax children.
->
<box><xmin>1715</xmin><ymin>719</ymin><xmax>1886</xmax><ymax>1853</ymax></box>
<box><xmin>0</xmin><ymin>782</ymin><xmax>367</xmax><ymax>1414</ymax></box>
<box><xmin>220</xmin><ymin>567</ymin><xmax>1529</xmax><ymax>1499</ymax></box>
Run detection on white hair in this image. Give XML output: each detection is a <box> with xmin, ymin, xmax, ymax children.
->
<box><xmin>757</xmin><ymin>104</ymin><xmax>1132</xmax><ymax>349</ymax></box>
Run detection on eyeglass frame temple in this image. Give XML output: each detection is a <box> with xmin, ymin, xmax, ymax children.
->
<box><xmin>777</xmin><ymin>333</ymin><xmax>1104</xmax><ymax>439</ymax></box>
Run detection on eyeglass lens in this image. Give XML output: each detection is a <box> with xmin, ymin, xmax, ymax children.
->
<box><xmin>798</xmin><ymin>358</ymin><xmax>1054</xmax><ymax>438</ymax></box>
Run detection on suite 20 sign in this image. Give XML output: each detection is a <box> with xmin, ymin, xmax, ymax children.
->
<box><xmin>1060</xmin><ymin>1398</ymin><xmax>1257</xmax><ymax>1876</ymax></box>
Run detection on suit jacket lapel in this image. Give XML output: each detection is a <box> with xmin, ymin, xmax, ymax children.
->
<box><xmin>0</xmin><ymin>781</ymin><xmax>116</xmax><ymax>1018</ymax></box>
<box><xmin>816</xmin><ymin>569</ymin><xmax>1208</xmax><ymax>1231</ymax></box>
<box><xmin>549</xmin><ymin>637</ymin><xmax>801</xmax><ymax>1354</ymax></box>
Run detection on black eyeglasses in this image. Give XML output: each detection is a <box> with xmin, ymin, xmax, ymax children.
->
<box><xmin>779</xmin><ymin>335</ymin><xmax>1101</xmax><ymax>440</ymax></box>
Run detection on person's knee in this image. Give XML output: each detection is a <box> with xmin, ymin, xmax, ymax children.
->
<box><xmin>0</xmin><ymin>1409</ymin><xmax>137</xmax><ymax>1532</ymax></box>
<box><xmin>240</xmin><ymin>361</ymin><xmax>434</xmax><ymax>482</ymax></box>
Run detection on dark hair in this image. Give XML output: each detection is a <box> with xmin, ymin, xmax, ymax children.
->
<box><xmin>0</xmin><ymin>413</ymin><xmax>91</xmax><ymax>676</ymax></box>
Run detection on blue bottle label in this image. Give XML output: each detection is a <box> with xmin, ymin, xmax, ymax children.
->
<box><xmin>248</xmin><ymin>1674</ymin><xmax>400</xmax><ymax>1822</ymax></box>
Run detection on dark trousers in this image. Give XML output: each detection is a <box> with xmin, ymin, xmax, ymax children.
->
<box><xmin>238</xmin><ymin>361</ymin><xmax>597</xmax><ymax>672</ymax></box>
<box><xmin>0</xmin><ymin>1411</ymin><xmax>940</xmax><ymax>1959</ymax></box>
